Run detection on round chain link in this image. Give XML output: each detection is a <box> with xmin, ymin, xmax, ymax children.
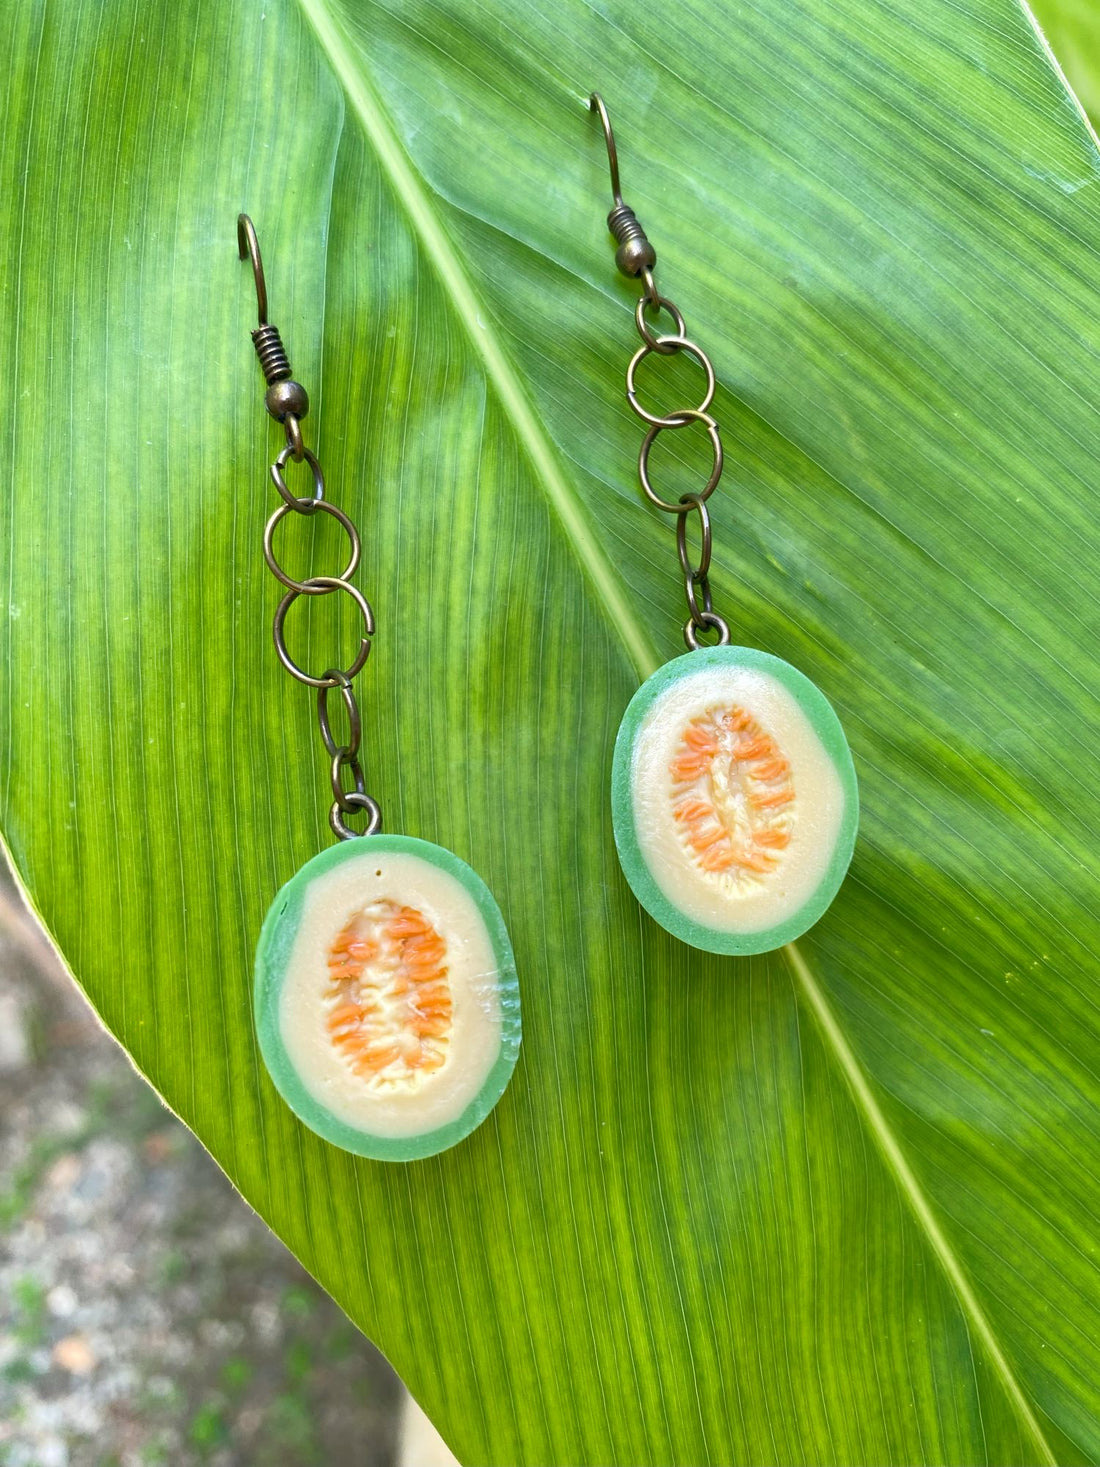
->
<box><xmin>635</xmin><ymin>294</ymin><xmax>685</xmax><ymax>351</ymax></box>
<box><xmin>263</xmin><ymin>499</ymin><xmax>361</xmax><ymax>593</ymax></box>
<box><xmin>260</xmin><ymin>416</ymin><xmax>381</xmax><ymax>836</ymax></box>
<box><xmin>272</xmin><ymin>576</ymin><xmax>374</xmax><ymax>689</ymax></box>
<box><xmin>270</xmin><ymin>443</ymin><xmax>324</xmax><ymax>513</ymax></box>
<box><xmin>623</xmin><ymin>288</ymin><xmax>731</xmax><ymax>648</ymax></box>
<box><xmin>330</xmin><ymin>792</ymin><xmax>382</xmax><ymax>841</ymax></box>
<box><xmin>683</xmin><ymin>610</ymin><xmax>731</xmax><ymax>650</ymax></box>
<box><xmin>626</xmin><ymin>334</ymin><xmax>715</xmax><ymax>429</ymax></box>
<box><xmin>637</xmin><ymin>409</ymin><xmax>724</xmax><ymax>514</ymax></box>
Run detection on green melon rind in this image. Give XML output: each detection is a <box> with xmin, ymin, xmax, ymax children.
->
<box><xmin>254</xmin><ymin>833</ymin><xmax>521</xmax><ymax>1162</ymax></box>
<box><xmin>611</xmin><ymin>646</ymin><xmax>859</xmax><ymax>956</ymax></box>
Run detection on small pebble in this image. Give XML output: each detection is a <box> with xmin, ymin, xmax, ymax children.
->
<box><xmin>51</xmin><ymin>1334</ymin><xmax>95</xmax><ymax>1376</ymax></box>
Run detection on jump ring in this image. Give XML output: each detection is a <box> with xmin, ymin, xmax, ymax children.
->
<box><xmin>330</xmin><ymin>792</ymin><xmax>382</xmax><ymax>841</ymax></box>
<box><xmin>271</xmin><ymin>444</ymin><xmax>324</xmax><ymax>515</ymax></box>
<box><xmin>683</xmin><ymin>610</ymin><xmax>731</xmax><ymax>651</ymax></box>
<box><xmin>683</xmin><ymin>571</ymin><xmax>714</xmax><ymax>627</ymax></box>
<box><xmin>638</xmin><ymin>410</ymin><xmax>724</xmax><ymax>513</ymax></box>
<box><xmin>263</xmin><ymin>499</ymin><xmax>361</xmax><ymax>593</ymax></box>
<box><xmin>634</xmin><ymin>292</ymin><xmax>686</xmax><ymax>352</ymax></box>
<box><xmin>272</xmin><ymin>576</ymin><xmax>374</xmax><ymax>688</ymax></box>
<box><xmin>626</xmin><ymin>335</ymin><xmax>716</xmax><ymax>428</ymax></box>
<box><xmin>330</xmin><ymin>746</ymin><xmax>366</xmax><ymax>811</ymax></box>
<box><xmin>317</xmin><ymin>671</ymin><xmax>362</xmax><ymax>759</ymax></box>
<box><xmin>676</xmin><ymin>493</ymin><xmax>712</xmax><ymax>584</ymax></box>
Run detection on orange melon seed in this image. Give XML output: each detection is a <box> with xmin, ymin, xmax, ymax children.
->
<box><xmin>325</xmin><ymin>902</ymin><xmax>453</xmax><ymax>1085</ymax></box>
<box><xmin>751</xmin><ymin>788</ymin><xmax>795</xmax><ymax>809</ymax></box>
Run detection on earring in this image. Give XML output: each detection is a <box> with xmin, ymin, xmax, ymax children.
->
<box><xmin>588</xmin><ymin>99</ymin><xmax>858</xmax><ymax>956</ymax></box>
<box><xmin>237</xmin><ymin>217</ymin><xmax>520</xmax><ymax>1160</ymax></box>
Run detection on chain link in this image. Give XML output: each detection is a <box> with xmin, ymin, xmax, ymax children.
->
<box><xmin>262</xmin><ymin>415</ymin><xmax>380</xmax><ymax>837</ymax></box>
<box><xmin>263</xmin><ymin>499</ymin><xmax>361</xmax><ymax>592</ymax></box>
<box><xmin>625</xmin><ymin>297</ymin><xmax>731</xmax><ymax>647</ymax></box>
<box><xmin>317</xmin><ymin>669</ymin><xmax>362</xmax><ymax>760</ymax></box>
<box><xmin>240</xmin><ymin>215</ymin><xmax>381</xmax><ymax>838</ymax></box>
<box><xmin>270</xmin><ymin>442</ymin><xmax>324</xmax><ymax>512</ymax></box>
<box><xmin>257</xmin><ymin>406</ymin><xmax>379</xmax><ymax>835</ymax></box>
<box><xmin>589</xmin><ymin>99</ymin><xmax>731</xmax><ymax>650</ymax></box>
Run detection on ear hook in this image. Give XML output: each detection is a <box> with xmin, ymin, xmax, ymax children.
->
<box><xmin>588</xmin><ymin>93</ymin><xmax>656</xmax><ymax>284</ymax></box>
<box><xmin>237</xmin><ymin>212</ymin><xmax>268</xmax><ymax>326</ymax></box>
<box><xmin>237</xmin><ymin>213</ymin><xmax>308</xmax><ymax>449</ymax></box>
<box><xmin>589</xmin><ymin>93</ymin><xmax>623</xmax><ymax>207</ymax></box>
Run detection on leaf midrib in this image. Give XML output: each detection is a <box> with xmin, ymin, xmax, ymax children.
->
<box><xmin>293</xmin><ymin>1</ymin><xmax>1057</xmax><ymax>1459</ymax></box>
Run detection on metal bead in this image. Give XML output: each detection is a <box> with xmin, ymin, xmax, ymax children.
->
<box><xmin>615</xmin><ymin>235</ymin><xmax>656</xmax><ymax>276</ymax></box>
<box><xmin>265</xmin><ymin>379</ymin><xmax>309</xmax><ymax>421</ymax></box>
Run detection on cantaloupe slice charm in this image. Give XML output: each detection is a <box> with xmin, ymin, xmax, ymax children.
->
<box><xmin>254</xmin><ymin>836</ymin><xmax>521</xmax><ymax>1161</ymax></box>
<box><xmin>612</xmin><ymin>646</ymin><xmax>858</xmax><ymax>954</ymax></box>
<box><xmin>239</xmin><ymin>218</ymin><xmax>519</xmax><ymax>1161</ymax></box>
<box><xmin>588</xmin><ymin>100</ymin><xmax>858</xmax><ymax>953</ymax></box>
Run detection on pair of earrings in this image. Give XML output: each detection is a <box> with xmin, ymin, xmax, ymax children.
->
<box><xmin>241</xmin><ymin>98</ymin><xmax>859</xmax><ymax>1163</ymax></box>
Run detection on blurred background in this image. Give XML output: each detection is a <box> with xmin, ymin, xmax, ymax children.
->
<box><xmin>0</xmin><ymin>856</ymin><xmax>438</xmax><ymax>1467</ymax></box>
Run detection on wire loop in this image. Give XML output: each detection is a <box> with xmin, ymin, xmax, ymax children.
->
<box><xmin>317</xmin><ymin>670</ymin><xmax>362</xmax><ymax>760</ymax></box>
<box><xmin>284</xmin><ymin>414</ymin><xmax>305</xmax><ymax>462</ymax></box>
<box><xmin>270</xmin><ymin>444</ymin><xmax>324</xmax><ymax>513</ymax></box>
<box><xmin>242</xmin><ymin>214</ymin><xmax>383</xmax><ymax>834</ymax></box>
<box><xmin>330</xmin><ymin>792</ymin><xmax>382</xmax><ymax>841</ymax></box>
<box><xmin>272</xmin><ymin>577</ymin><xmax>374</xmax><ymax>689</ymax></box>
<box><xmin>626</xmin><ymin>334</ymin><xmax>716</xmax><ymax>429</ymax></box>
<box><xmin>592</xmin><ymin>98</ymin><xmax>733</xmax><ymax>645</ymax></box>
<box><xmin>637</xmin><ymin>410</ymin><xmax>724</xmax><ymax>514</ymax></box>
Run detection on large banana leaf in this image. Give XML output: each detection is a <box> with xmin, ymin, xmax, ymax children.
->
<box><xmin>1030</xmin><ymin>0</ymin><xmax>1100</xmax><ymax>123</ymax></box>
<box><xmin>3</xmin><ymin>0</ymin><xmax>1099</xmax><ymax>1462</ymax></box>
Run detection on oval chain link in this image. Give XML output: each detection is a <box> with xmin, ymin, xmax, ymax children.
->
<box><xmin>262</xmin><ymin>414</ymin><xmax>381</xmax><ymax>838</ymax></box>
<box><xmin>628</xmin><ymin>294</ymin><xmax>731</xmax><ymax>649</ymax></box>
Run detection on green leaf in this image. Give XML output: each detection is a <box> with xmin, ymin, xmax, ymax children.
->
<box><xmin>3</xmin><ymin>0</ymin><xmax>1099</xmax><ymax>1461</ymax></box>
<box><xmin>1029</xmin><ymin>0</ymin><xmax>1100</xmax><ymax>124</ymax></box>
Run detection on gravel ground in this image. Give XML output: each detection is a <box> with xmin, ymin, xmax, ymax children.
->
<box><xmin>0</xmin><ymin>864</ymin><xmax>404</xmax><ymax>1467</ymax></box>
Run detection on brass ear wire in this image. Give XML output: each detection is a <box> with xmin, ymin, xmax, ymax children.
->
<box><xmin>589</xmin><ymin>94</ymin><xmax>657</xmax><ymax>300</ymax></box>
<box><xmin>236</xmin><ymin>213</ymin><xmax>379</xmax><ymax>837</ymax></box>
<box><xmin>589</xmin><ymin>93</ymin><xmax>623</xmax><ymax>205</ymax></box>
<box><xmin>237</xmin><ymin>213</ymin><xmax>308</xmax><ymax>456</ymax></box>
<box><xmin>587</xmin><ymin>94</ymin><xmax>730</xmax><ymax>649</ymax></box>
<box><xmin>237</xmin><ymin>213</ymin><xmax>269</xmax><ymax>326</ymax></box>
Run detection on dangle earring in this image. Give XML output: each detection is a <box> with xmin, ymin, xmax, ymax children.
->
<box><xmin>588</xmin><ymin>99</ymin><xmax>858</xmax><ymax>956</ymax></box>
<box><xmin>237</xmin><ymin>217</ymin><xmax>520</xmax><ymax>1160</ymax></box>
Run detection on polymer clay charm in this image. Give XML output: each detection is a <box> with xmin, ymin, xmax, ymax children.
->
<box><xmin>254</xmin><ymin>836</ymin><xmax>520</xmax><ymax>1160</ymax></box>
<box><xmin>238</xmin><ymin>216</ymin><xmax>519</xmax><ymax>1158</ymax></box>
<box><xmin>589</xmin><ymin>97</ymin><xmax>858</xmax><ymax>953</ymax></box>
<box><xmin>613</xmin><ymin>647</ymin><xmax>857</xmax><ymax>955</ymax></box>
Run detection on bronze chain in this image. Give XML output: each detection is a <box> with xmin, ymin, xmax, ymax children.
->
<box><xmin>238</xmin><ymin>215</ymin><xmax>381</xmax><ymax>841</ymax></box>
<box><xmin>591</xmin><ymin>95</ymin><xmax>732</xmax><ymax>652</ymax></box>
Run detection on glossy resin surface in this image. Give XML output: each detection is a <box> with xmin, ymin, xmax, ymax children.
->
<box><xmin>612</xmin><ymin>646</ymin><xmax>858</xmax><ymax>954</ymax></box>
<box><xmin>255</xmin><ymin>835</ymin><xmax>521</xmax><ymax>1160</ymax></box>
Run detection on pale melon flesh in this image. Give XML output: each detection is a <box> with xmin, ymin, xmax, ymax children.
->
<box><xmin>254</xmin><ymin>835</ymin><xmax>521</xmax><ymax>1160</ymax></box>
<box><xmin>612</xmin><ymin>646</ymin><xmax>858</xmax><ymax>955</ymax></box>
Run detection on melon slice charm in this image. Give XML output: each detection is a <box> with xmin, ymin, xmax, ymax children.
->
<box><xmin>612</xmin><ymin>645</ymin><xmax>858</xmax><ymax>955</ymax></box>
<box><xmin>254</xmin><ymin>835</ymin><xmax>521</xmax><ymax>1161</ymax></box>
